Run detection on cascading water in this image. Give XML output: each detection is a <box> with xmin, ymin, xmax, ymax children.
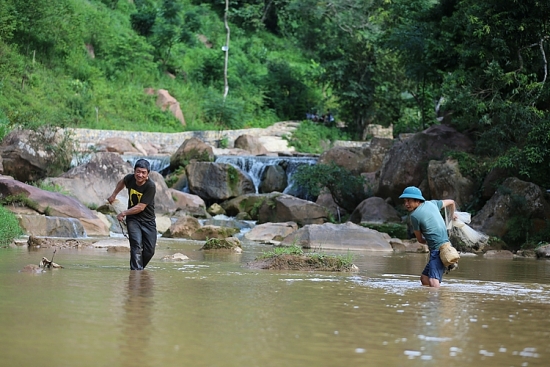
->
<box><xmin>215</xmin><ymin>155</ymin><xmax>318</xmax><ymax>197</ymax></box>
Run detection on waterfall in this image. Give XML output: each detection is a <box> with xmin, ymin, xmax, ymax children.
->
<box><xmin>122</xmin><ymin>155</ymin><xmax>171</xmax><ymax>174</ymax></box>
<box><xmin>215</xmin><ymin>155</ymin><xmax>318</xmax><ymax>196</ymax></box>
<box><xmin>71</xmin><ymin>154</ymin><xmax>171</xmax><ymax>174</ymax></box>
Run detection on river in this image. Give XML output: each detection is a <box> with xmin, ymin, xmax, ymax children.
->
<box><xmin>1</xmin><ymin>238</ymin><xmax>549</xmax><ymax>367</ymax></box>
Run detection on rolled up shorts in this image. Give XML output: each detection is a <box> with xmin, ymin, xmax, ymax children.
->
<box><xmin>422</xmin><ymin>249</ymin><xmax>446</xmax><ymax>282</ymax></box>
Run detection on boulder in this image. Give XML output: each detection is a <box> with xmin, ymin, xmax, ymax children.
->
<box><xmin>186</xmin><ymin>162</ymin><xmax>255</xmax><ymax>201</ymax></box>
<box><xmin>361</xmin><ymin>138</ymin><xmax>394</xmax><ymax>172</ymax></box>
<box><xmin>164</xmin><ymin>215</ymin><xmax>201</xmax><ymax>238</ymax></box>
<box><xmin>207</xmin><ymin>203</ymin><xmax>226</xmax><ymax>216</ymax></box>
<box><xmin>390</xmin><ymin>239</ymin><xmax>429</xmax><ymax>253</ymax></box>
<box><xmin>191</xmin><ymin>225</ymin><xmax>239</xmax><ymax>241</ymax></box>
<box><xmin>169</xmin><ymin>188</ymin><xmax>206</xmax><ymax>215</ymax></box>
<box><xmin>0</xmin><ymin>177</ymin><xmax>109</xmax><ymax>236</ymax></box>
<box><xmin>315</xmin><ymin>191</ymin><xmax>348</xmax><ymax>220</ymax></box>
<box><xmin>18</xmin><ymin>215</ymin><xmax>85</xmax><ymax>237</ymax></box>
<box><xmin>45</xmin><ymin>152</ymin><xmax>133</xmax><ymax>208</ymax></box>
<box><xmin>170</xmin><ymin>138</ymin><xmax>214</xmax><ymax>170</ymax></box>
<box><xmin>427</xmin><ymin>159</ymin><xmax>475</xmax><ymax>209</ymax></box>
<box><xmin>349</xmin><ymin>196</ymin><xmax>401</xmax><ymax>224</ymax></box>
<box><xmin>234</xmin><ymin>134</ymin><xmax>268</xmax><ymax>155</ymax></box>
<box><xmin>535</xmin><ymin>244</ymin><xmax>550</xmax><ymax>259</ymax></box>
<box><xmin>318</xmin><ymin>147</ymin><xmax>369</xmax><ymax>174</ymax></box>
<box><xmin>0</xmin><ymin>128</ymin><xmax>72</xmax><ymax>182</ymax></box>
<box><xmin>148</xmin><ymin>170</ymin><xmax>178</xmax><ymax>215</ymax></box>
<box><xmin>161</xmin><ymin>253</ymin><xmax>190</xmax><ymax>261</ymax></box>
<box><xmin>156</xmin><ymin>89</ymin><xmax>186</xmax><ymax>126</ymax></box>
<box><xmin>257</xmin><ymin>193</ymin><xmax>328</xmax><ymax>226</ymax></box>
<box><xmin>377</xmin><ymin>124</ymin><xmax>474</xmax><ymax>204</ymax></box>
<box><xmin>471</xmin><ymin>177</ymin><xmax>550</xmax><ymax>238</ymax></box>
<box><xmin>244</xmin><ymin>222</ymin><xmax>299</xmax><ymax>242</ymax></box>
<box><xmin>96</xmin><ymin>137</ymin><xmax>143</xmax><ymax>154</ymax></box>
<box><xmin>259</xmin><ymin>165</ymin><xmax>287</xmax><ymax>193</ymax></box>
<box><xmin>221</xmin><ymin>193</ymin><xmax>276</xmax><ymax>218</ymax></box>
<box><xmin>281</xmin><ymin>222</ymin><xmax>393</xmax><ymax>251</ymax></box>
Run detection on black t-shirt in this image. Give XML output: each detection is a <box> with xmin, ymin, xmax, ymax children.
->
<box><xmin>123</xmin><ymin>173</ymin><xmax>156</xmax><ymax>222</ymax></box>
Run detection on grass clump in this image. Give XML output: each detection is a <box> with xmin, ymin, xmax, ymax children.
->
<box><xmin>0</xmin><ymin>205</ymin><xmax>23</xmax><ymax>246</ymax></box>
<box><xmin>255</xmin><ymin>244</ymin><xmax>357</xmax><ymax>272</ymax></box>
<box><xmin>201</xmin><ymin>237</ymin><xmax>241</xmax><ymax>250</ymax></box>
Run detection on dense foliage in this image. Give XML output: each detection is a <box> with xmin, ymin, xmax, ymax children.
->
<box><xmin>0</xmin><ymin>0</ymin><xmax>549</xmax><ymax>188</ymax></box>
<box><xmin>0</xmin><ymin>205</ymin><xmax>23</xmax><ymax>246</ymax></box>
<box><xmin>292</xmin><ymin>163</ymin><xmax>372</xmax><ymax>213</ymax></box>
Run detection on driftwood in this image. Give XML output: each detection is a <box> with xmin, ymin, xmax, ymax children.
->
<box><xmin>39</xmin><ymin>249</ymin><xmax>64</xmax><ymax>269</ymax></box>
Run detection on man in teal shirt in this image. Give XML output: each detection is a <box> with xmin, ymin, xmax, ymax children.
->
<box><xmin>400</xmin><ymin>186</ymin><xmax>456</xmax><ymax>288</ymax></box>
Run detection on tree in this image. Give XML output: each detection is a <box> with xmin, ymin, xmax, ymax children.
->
<box><xmin>292</xmin><ymin>163</ymin><xmax>371</xmax><ymax>213</ymax></box>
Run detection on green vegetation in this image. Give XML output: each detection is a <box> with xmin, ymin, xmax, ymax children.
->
<box><xmin>0</xmin><ymin>205</ymin><xmax>23</xmax><ymax>246</ymax></box>
<box><xmin>360</xmin><ymin>223</ymin><xmax>409</xmax><ymax>240</ymax></box>
<box><xmin>202</xmin><ymin>237</ymin><xmax>240</xmax><ymax>250</ymax></box>
<box><xmin>259</xmin><ymin>244</ymin><xmax>305</xmax><ymax>258</ymax></box>
<box><xmin>284</xmin><ymin>121</ymin><xmax>348</xmax><ymax>154</ymax></box>
<box><xmin>292</xmin><ymin>163</ymin><xmax>371</xmax><ymax>212</ymax></box>
<box><xmin>1</xmin><ymin>193</ymin><xmax>40</xmax><ymax>212</ymax></box>
<box><xmin>1</xmin><ymin>0</ymin><xmax>549</xmax><ymax>249</ymax></box>
<box><xmin>257</xmin><ymin>244</ymin><xmax>356</xmax><ymax>272</ymax></box>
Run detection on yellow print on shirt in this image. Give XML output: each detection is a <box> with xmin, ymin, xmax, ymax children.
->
<box><xmin>129</xmin><ymin>188</ymin><xmax>143</xmax><ymax>207</ymax></box>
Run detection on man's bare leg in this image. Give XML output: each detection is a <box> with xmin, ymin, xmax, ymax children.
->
<box><xmin>421</xmin><ymin>274</ymin><xmax>440</xmax><ymax>288</ymax></box>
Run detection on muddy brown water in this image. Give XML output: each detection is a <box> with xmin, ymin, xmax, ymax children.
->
<box><xmin>1</xmin><ymin>238</ymin><xmax>549</xmax><ymax>367</ymax></box>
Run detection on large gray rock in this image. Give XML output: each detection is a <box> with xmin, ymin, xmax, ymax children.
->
<box><xmin>282</xmin><ymin>222</ymin><xmax>393</xmax><ymax>251</ymax></box>
<box><xmin>349</xmin><ymin>196</ymin><xmax>401</xmax><ymax>224</ymax></box>
<box><xmin>259</xmin><ymin>165</ymin><xmax>287</xmax><ymax>193</ymax></box>
<box><xmin>18</xmin><ymin>215</ymin><xmax>86</xmax><ymax>237</ymax></box>
<box><xmin>234</xmin><ymin>134</ymin><xmax>268</xmax><ymax>155</ymax></box>
<box><xmin>257</xmin><ymin>193</ymin><xmax>328</xmax><ymax>226</ymax></box>
<box><xmin>0</xmin><ymin>128</ymin><xmax>72</xmax><ymax>182</ymax></box>
<box><xmin>427</xmin><ymin>159</ymin><xmax>475</xmax><ymax>209</ymax></box>
<box><xmin>46</xmin><ymin>152</ymin><xmax>132</xmax><ymax>208</ymax></box>
<box><xmin>535</xmin><ymin>244</ymin><xmax>550</xmax><ymax>259</ymax></box>
<box><xmin>186</xmin><ymin>162</ymin><xmax>255</xmax><ymax>201</ymax></box>
<box><xmin>170</xmin><ymin>137</ymin><xmax>214</xmax><ymax>170</ymax></box>
<box><xmin>318</xmin><ymin>147</ymin><xmax>369</xmax><ymax>174</ymax></box>
<box><xmin>471</xmin><ymin>177</ymin><xmax>550</xmax><ymax>238</ymax></box>
<box><xmin>0</xmin><ymin>177</ymin><xmax>109</xmax><ymax>236</ymax></box>
<box><xmin>244</xmin><ymin>222</ymin><xmax>299</xmax><ymax>242</ymax></box>
<box><xmin>361</xmin><ymin>138</ymin><xmax>394</xmax><ymax>172</ymax></box>
<box><xmin>377</xmin><ymin>125</ymin><xmax>474</xmax><ymax>204</ymax></box>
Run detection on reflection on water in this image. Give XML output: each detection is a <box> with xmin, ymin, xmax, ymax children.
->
<box><xmin>121</xmin><ymin>271</ymin><xmax>155</xmax><ymax>367</ymax></box>
<box><xmin>0</xmin><ymin>241</ymin><xmax>549</xmax><ymax>367</ymax></box>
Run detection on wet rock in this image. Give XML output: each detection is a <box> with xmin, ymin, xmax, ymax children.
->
<box><xmin>282</xmin><ymin>222</ymin><xmax>393</xmax><ymax>251</ymax></box>
<box><xmin>244</xmin><ymin>222</ymin><xmax>298</xmax><ymax>243</ymax></box>
<box><xmin>161</xmin><ymin>253</ymin><xmax>190</xmax><ymax>261</ymax></box>
<box><xmin>483</xmin><ymin>250</ymin><xmax>514</xmax><ymax>259</ymax></box>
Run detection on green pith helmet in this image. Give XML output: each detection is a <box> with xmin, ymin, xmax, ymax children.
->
<box><xmin>399</xmin><ymin>186</ymin><xmax>425</xmax><ymax>201</ymax></box>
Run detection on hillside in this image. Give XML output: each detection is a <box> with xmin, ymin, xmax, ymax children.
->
<box><xmin>0</xmin><ymin>0</ymin><xmax>549</xmax><ymax>190</ymax></box>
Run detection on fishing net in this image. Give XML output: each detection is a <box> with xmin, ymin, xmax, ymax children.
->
<box><xmin>445</xmin><ymin>208</ymin><xmax>489</xmax><ymax>248</ymax></box>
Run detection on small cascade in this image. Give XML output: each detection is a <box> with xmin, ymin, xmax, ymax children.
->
<box><xmin>215</xmin><ymin>155</ymin><xmax>317</xmax><ymax>195</ymax></box>
<box><xmin>122</xmin><ymin>155</ymin><xmax>171</xmax><ymax>174</ymax></box>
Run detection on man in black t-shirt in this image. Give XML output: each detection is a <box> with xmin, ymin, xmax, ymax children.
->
<box><xmin>108</xmin><ymin>159</ymin><xmax>157</xmax><ymax>270</ymax></box>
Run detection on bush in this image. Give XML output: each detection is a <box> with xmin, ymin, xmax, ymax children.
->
<box><xmin>284</xmin><ymin>120</ymin><xmax>348</xmax><ymax>154</ymax></box>
<box><xmin>0</xmin><ymin>205</ymin><xmax>23</xmax><ymax>246</ymax></box>
<box><xmin>292</xmin><ymin>163</ymin><xmax>371</xmax><ymax>212</ymax></box>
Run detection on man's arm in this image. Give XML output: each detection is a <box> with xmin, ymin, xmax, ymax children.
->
<box><xmin>116</xmin><ymin>203</ymin><xmax>147</xmax><ymax>221</ymax></box>
<box><xmin>107</xmin><ymin>179</ymin><xmax>126</xmax><ymax>204</ymax></box>
<box><xmin>413</xmin><ymin>230</ymin><xmax>426</xmax><ymax>244</ymax></box>
<box><xmin>441</xmin><ymin>199</ymin><xmax>456</xmax><ymax>220</ymax></box>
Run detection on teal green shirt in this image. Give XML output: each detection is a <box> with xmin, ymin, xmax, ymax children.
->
<box><xmin>410</xmin><ymin>200</ymin><xmax>449</xmax><ymax>251</ymax></box>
